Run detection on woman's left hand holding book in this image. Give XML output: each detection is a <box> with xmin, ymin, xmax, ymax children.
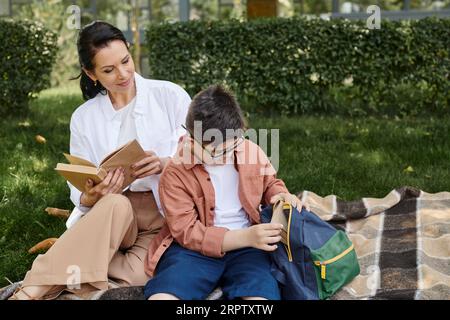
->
<box><xmin>80</xmin><ymin>167</ymin><xmax>125</xmax><ymax>207</ymax></box>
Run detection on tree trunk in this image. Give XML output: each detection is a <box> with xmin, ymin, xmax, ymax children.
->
<box><xmin>130</xmin><ymin>0</ymin><xmax>141</xmax><ymax>74</ymax></box>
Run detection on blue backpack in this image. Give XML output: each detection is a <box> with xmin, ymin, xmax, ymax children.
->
<box><xmin>260</xmin><ymin>201</ymin><xmax>360</xmax><ymax>300</ymax></box>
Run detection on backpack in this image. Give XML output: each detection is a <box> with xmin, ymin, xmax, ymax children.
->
<box><xmin>260</xmin><ymin>201</ymin><xmax>360</xmax><ymax>300</ymax></box>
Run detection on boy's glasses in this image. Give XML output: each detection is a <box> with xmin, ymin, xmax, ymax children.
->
<box><xmin>181</xmin><ymin>124</ymin><xmax>245</xmax><ymax>159</ymax></box>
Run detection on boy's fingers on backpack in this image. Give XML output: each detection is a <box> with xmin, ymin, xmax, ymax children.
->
<box><xmin>288</xmin><ymin>194</ymin><xmax>302</xmax><ymax>208</ymax></box>
<box><xmin>264</xmin><ymin>223</ymin><xmax>283</xmax><ymax>230</ymax></box>
<box><xmin>262</xmin><ymin>235</ymin><xmax>282</xmax><ymax>246</ymax></box>
<box><xmin>265</xmin><ymin>229</ymin><xmax>282</xmax><ymax>237</ymax></box>
<box><xmin>267</xmin><ymin>235</ymin><xmax>282</xmax><ymax>243</ymax></box>
<box><xmin>269</xmin><ymin>194</ymin><xmax>283</xmax><ymax>204</ymax></box>
<box><xmin>262</xmin><ymin>244</ymin><xmax>278</xmax><ymax>252</ymax></box>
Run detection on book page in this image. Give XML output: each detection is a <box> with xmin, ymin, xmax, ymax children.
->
<box><xmin>63</xmin><ymin>153</ymin><xmax>96</xmax><ymax>167</ymax></box>
<box><xmin>99</xmin><ymin>142</ymin><xmax>128</xmax><ymax>166</ymax></box>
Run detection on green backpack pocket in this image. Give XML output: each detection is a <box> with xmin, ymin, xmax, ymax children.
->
<box><xmin>310</xmin><ymin>230</ymin><xmax>360</xmax><ymax>300</ymax></box>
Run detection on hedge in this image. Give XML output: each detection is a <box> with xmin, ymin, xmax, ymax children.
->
<box><xmin>0</xmin><ymin>20</ymin><xmax>58</xmax><ymax>117</ymax></box>
<box><xmin>146</xmin><ymin>17</ymin><xmax>450</xmax><ymax>117</ymax></box>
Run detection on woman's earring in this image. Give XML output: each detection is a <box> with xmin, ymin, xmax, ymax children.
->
<box><xmin>94</xmin><ymin>80</ymin><xmax>98</xmax><ymax>87</ymax></box>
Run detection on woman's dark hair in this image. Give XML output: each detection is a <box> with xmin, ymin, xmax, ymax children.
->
<box><xmin>72</xmin><ymin>21</ymin><xmax>129</xmax><ymax>100</ymax></box>
<box><xmin>186</xmin><ymin>85</ymin><xmax>247</xmax><ymax>146</ymax></box>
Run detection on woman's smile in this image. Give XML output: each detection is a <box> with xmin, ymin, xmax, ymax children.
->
<box><xmin>117</xmin><ymin>78</ymin><xmax>131</xmax><ymax>88</ymax></box>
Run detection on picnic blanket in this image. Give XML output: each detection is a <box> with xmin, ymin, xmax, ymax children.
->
<box><xmin>302</xmin><ymin>186</ymin><xmax>450</xmax><ymax>300</ymax></box>
<box><xmin>1</xmin><ymin>186</ymin><xmax>449</xmax><ymax>300</ymax></box>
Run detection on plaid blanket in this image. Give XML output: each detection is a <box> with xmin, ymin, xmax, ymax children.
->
<box><xmin>298</xmin><ymin>186</ymin><xmax>450</xmax><ymax>300</ymax></box>
<box><xmin>1</xmin><ymin>186</ymin><xmax>448</xmax><ymax>300</ymax></box>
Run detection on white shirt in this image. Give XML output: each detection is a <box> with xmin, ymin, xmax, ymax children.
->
<box><xmin>116</xmin><ymin>96</ymin><xmax>137</xmax><ymax>147</ymax></box>
<box><xmin>115</xmin><ymin>96</ymin><xmax>151</xmax><ymax>192</ymax></box>
<box><xmin>66</xmin><ymin>73</ymin><xmax>191</xmax><ymax>228</ymax></box>
<box><xmin>204</xmin><ymin>163</ymin><xmax>251</xmax><ymax>230</ymax></box>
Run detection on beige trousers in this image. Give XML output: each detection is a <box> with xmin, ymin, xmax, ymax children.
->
<box><xmin>21</xmin><ymin>191</ymin><xmax>164</xmax><ymax>299</ymax></box>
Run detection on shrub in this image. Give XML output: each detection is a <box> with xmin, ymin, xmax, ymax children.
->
<box><xmin>0</xmin><ymin>20</ymin><xmax>58</xmax><ymax>117</ymax></box>
<box><xmin>146</xmin><ymin>17</ymin><xmax>450</xmax><ymax>117</ymax></box>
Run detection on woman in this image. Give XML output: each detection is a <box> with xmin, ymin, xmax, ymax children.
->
<box><xmin>11</xmin><ymin>21</ymin><xmax>191</xmax><ymax>300</ymax></box>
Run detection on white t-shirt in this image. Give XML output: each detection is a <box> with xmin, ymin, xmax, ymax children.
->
<box><xmin>116</xmin><ymin>96</ymin><xmax>137</xmax><ymax>147</ymax></box>
<box><xmin>204</xmin><ymin>163</ymin><xmax>251</xmax><ymax>230</ymax></box>
<box><xmin>114</xmin><ymin>96</ymin><xmax>151</xmax><ymax>192</ymax></box>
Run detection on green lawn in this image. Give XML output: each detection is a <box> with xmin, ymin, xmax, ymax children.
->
<box><xmin>1</xmin><ymin>87</ymin><xmax>449</xmax><ymax>287</ymax></box>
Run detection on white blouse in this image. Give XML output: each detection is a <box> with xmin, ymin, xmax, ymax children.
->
<box><xmin>66</xmin><ymin>73</ymin><xmax>191</xmax><ymax>228</ymax></box>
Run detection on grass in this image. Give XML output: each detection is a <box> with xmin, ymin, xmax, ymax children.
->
<box><xmin>250</xmin><ymin>115</ymin><xmax>450</xmax><ymax>199</ymax></box>
<box><xmin>1</xmin><ymin>87</ymin><xmax>450</xmax><ymax>287</ymax></box>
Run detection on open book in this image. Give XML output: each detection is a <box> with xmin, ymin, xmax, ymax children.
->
<box><xmin>55</xmin><ymin>139</ymin><xmax>147</xmax><ymax>192</ymax></box>
<box><xmin>271</xmin><ymin>201</ymin><xmax>290</xmax><ymax>245</ymax></box>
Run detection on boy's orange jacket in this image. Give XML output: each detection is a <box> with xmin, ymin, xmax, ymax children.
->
<box><xmin>144</xmin><ymin>137</ymin><xmax>288</xmax><ymax>277</ymax></box>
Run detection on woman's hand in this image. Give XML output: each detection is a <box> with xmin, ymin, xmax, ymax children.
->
<box><xmin>131</xmin><ymin>151</ymin><xmax>169</xmax><ymax>179</ymax></box>
<box><xmin>80</xmin><ymin>168</ymin><xmax>125</xmax><ymax>207</ymax></box>
<box><xmin>270</xmin><ymin>192</ymin><xmax>311</xmax><ymax>211</ymax></box>
<box><xmin>244</xmin><ymin>223</ymin><xmax>283</xmax><ymax>252</ymax></box>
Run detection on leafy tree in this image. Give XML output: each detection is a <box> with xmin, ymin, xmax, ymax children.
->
<box><xmin>191</xmin><ymin>0</ymin><xmax>219</xmax><ymax>20</ymax></box>
<box><xmin>13</xmin><ymin>0</ymin><xmax>144</xmax><ymax>86</ymax></box>
<box><xmin>14</xmin><ymin>0</ymin><xmax>78</xmax><ymax>87</ymax></box>
<box><xmin>151</xmin><ymin>0</ymin><xmax>177</xmax><ymax>22</ymax></box>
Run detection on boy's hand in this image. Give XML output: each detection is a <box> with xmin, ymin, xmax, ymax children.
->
<box><xmin>244</xmin><ymin>223</ymin><xmax>283</xmax><ymax>252</ymax></box>
<box><xmin>270</xmin><ymin>192</ymin><xmax>311</xmax><ymax>211</ymax></box>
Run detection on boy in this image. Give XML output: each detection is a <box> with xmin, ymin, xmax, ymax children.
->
<box><xmin>144</xmin><ymin>85</ymin><xmax>308</xmax><ymax>300</ymax></box>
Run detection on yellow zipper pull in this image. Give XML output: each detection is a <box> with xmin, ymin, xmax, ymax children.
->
<box><xmin>321</xmin><ymin>264</ymin><xmax>326</xmax><ymax>279</ymax></box>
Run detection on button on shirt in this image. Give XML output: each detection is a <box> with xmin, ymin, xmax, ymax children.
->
<box><xmin>66</xmin><ymin>73</ymin><xmax>191</xmax><ymax>229</ymax></box>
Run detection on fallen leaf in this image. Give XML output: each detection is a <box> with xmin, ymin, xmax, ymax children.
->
<box><xmin>35</xmin><ymin>135</ymin><xmax>46</xmax><ymax>144</ymax></box>
<box><xmin>28</xmin><ymin>238</ymin><xmax>58</xmax><ymax>254</ymax></box>
<box><xmin>45</xmin><ymin>207</ymin><xmax>70</xmax><ymax>219</ymax></box>
<box><xmin>18</xmin><ymin>121</ymin><xmax>31</xmax><ymax>127</ymax></box>
<box><xmin>403</xmin><ymin>165</ymin><xmax>414</xmax><ymax>173</ymax></box>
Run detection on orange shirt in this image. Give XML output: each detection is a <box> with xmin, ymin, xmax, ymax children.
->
<box><xmin>144</xmin><ymin>137</ymin><xmax>288</xmax><ymax>277</ymax></box>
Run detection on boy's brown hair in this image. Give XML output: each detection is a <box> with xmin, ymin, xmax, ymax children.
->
<box><xmin>185</xmin><ymin>85</ymin><xmax>246</xmax><ymax>146</ymax></box>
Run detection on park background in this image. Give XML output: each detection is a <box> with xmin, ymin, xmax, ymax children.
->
<box><xmin>0</xmin><ymin>0</ymin><xmax>449</xmax><ymax>288</ymax></box>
